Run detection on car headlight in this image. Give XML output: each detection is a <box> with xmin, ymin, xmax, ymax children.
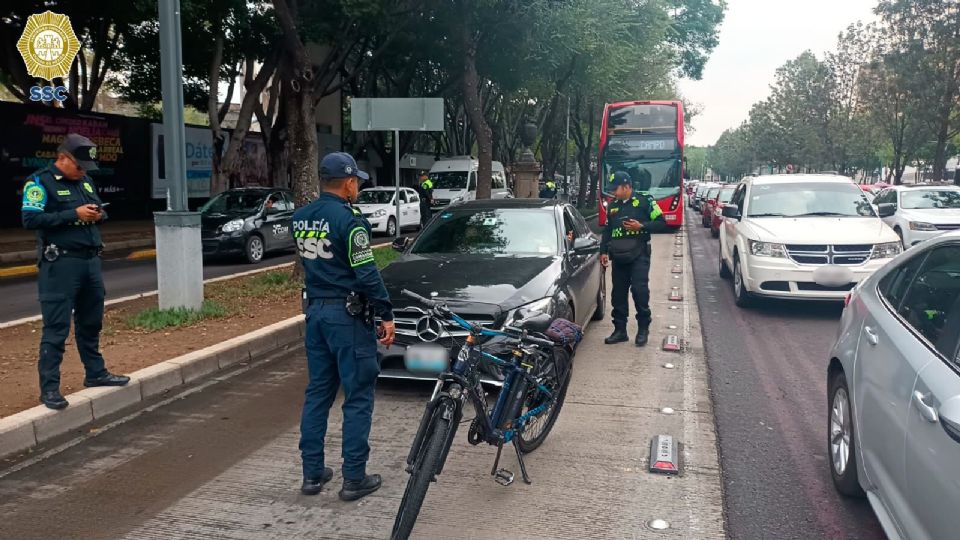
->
<box><xmin>372</xmin><ymin>209</ymin><xmax>387</xmax><ymax>218</ymax></box>
<box><xmin>872</xmin><ymin>241</ymin><xmax>902</xmax><ymax>259</ymax></box>
<box><xmin>908</xmin><ymin>221</ymin><xmax>937</xmax><ymax>231</ymax></box>
<box><xmin>504</xmin><ymin>297</ymin><xmax>556</xmax><ymax>326</ymax></box>
<box><xmin>715</xmin><ymin>207</ymin><xmax>722</xmax><ymax>217</ymax></box>
<box><xmin>220</xmin><ymin>219</ymin><xmax>244</xmax><ymax>233</ymax></box>
<box><xmin>749</xmin><ymin>240</ymin><xmax>787</xmax><ymax>258</ymax></box>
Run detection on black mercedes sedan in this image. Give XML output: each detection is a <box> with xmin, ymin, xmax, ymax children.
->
<box><xmin>377</xmin><ymin>198</ymin><xmax>605</xmax><ymax>381</ymax></box>
<box><xmin>199</xmin><ymin>187</ymin><xmax>296</xmax><ymax>263</ymax></box>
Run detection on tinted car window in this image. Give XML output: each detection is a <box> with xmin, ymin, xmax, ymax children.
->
<box><xmin>730</xmin><ymin>184</ymin><xmax>746</xmax><ymax>210</ymax></box>
<box><xmin>412</xmin><ymin>209</ymin><xmax>558</xmax><ymax>255</ymax></box>
<box><xmin>879</xmin><ymin>253</ymin><xmax>927</xmax><ymax>310</ymax></box>
<box><xmin>897</xmin><ymin>245</ymin><xmax>960</xmax><ymax>356</ymax></box>
<box><xmin>200</xmin><ymin>191</ymin><xmax>266</xmax><ymax>214</ymax></box>
<box><xmin>358</xmin><ymin>190</ymin><xmax>394</xmax><ymax>204</ymax></box>
<box><xmin>407</xmin><ymin>190</ymin><xmax>419</xmax><ymax>203</ymax></box>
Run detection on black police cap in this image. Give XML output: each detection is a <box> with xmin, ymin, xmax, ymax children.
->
<box><xmin>59</xmin><ymin>133</ymin><xmax>98</xmax><ymax>171</ymax></box>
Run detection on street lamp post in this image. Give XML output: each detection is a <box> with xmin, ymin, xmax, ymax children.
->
<box><xmin>154</xmin><ymin>0</ymin><xmax>203</xmax><ymax>310</ymax></box>
<box><xmin>563</xmin><ymin>94</ymin><xmax>570</xmax><ymax>199</ymax></box>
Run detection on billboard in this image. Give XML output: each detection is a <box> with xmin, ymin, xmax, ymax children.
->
<box><xmin>150</xmin><ymin>123</ymin><xmax>218</xmax><ymax>199</ymax></box>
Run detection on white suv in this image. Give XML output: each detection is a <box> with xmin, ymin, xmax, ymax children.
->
<box><xmin>872</xmin><ymin>185</ymin><xmax>960</xmax><ymax>248</ymax></box>
<box><xmin>718</xmin><ymin>174</ymin><xmax>901</xmax><ymax>306</ymax></box>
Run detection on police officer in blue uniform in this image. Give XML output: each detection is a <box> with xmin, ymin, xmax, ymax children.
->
<box><xmin>539</xmin><ymin>179</ymin><xmax>557</xmax><ymax>199</ymax></box>
<box><xmin>599</xmin><ymin>171</ymin><xmax>667</xmax><ymax>347</ymax></box>
<box><xmin>21</xmin><ymin>134</ymin><xmax>130</xmax><ymax>410</ymax></box>
<box><xmin>292</xmin><ymin>152</ymin><xmax>396</xmax><ymax>500</ymax></box>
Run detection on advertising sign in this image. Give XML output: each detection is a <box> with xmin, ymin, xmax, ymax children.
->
<box><xmin>150</xmin><ymin>124</ymin><xmax>218</xmax><ymax>199</ymax></box>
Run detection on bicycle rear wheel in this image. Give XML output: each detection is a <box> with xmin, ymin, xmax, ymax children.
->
<box><xmin>516</xmin><ymin>348</ymin><xmax>572</xmax><ymax>453</ymax></box>
<box><xmin>391</xmin><ymin>409</ymin><xmax>452</xmax><ymax>540</ymax></box>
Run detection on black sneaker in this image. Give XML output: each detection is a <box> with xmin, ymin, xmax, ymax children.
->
<box><xmin>300</xmin><ymin>467</ymin><xmax>334</xmax><ymax>495</ymax></box>
<box><xmin>635</xmin><ymin>329</ymin><xmax>649</xmax><ymax>347</ymax></box>
<box><xmin>339</xmin><ymin>474</ymin><xmax>382</xmax><ymax>501</ymax></box>
<box><xmin>84</xmin><ymin>372</ymin><xmax>130</xmax><ymax>387</ymax></box>
<box><xmin>40</xmin><ymin>390</ymin><xmax>68</xmax><ymax>410</ymax></box>
<box><xmin>604</xmin><ymin>327</ymin><xmax>628</xmax><ymax>344</ymax></box>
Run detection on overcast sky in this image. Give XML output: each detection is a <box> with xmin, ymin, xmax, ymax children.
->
<box><xmin>678</xmin><ymin>0</ymin><xmax>879</xmax><ymax>147</ymax></box>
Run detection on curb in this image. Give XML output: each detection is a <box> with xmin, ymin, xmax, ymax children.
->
<box><xmin>0</xmin><ymin>314</ymin><xmax>305</xmax><ymax>462</ymax></box>
<box><xmin>126</xmin><ymin>248</ymin><xmax>157</xmax><ymax>261</ymax></box>
<box><xmin>0</xmin><ymin>265</ymin><xmax>37</xmax><ymax>279</ymax></box>
<box><xmin>0</xmin><ymin>238</ymin><xmax>155</xmax><ymax>266</ymax></box>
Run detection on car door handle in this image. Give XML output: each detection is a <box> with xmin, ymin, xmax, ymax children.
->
<box><xmin>863</xmin><ymin>326</ymin><xmax>879</xmax><ymax>346</ymax></box>
<box><xmin>913</xmin><ymin>391</ymin><xmax>940</xmax><ymax>423</ymax></box>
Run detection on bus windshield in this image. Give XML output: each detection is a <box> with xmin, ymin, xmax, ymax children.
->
<box><xmin>602</xmin><ymin>157</ymin><xmax>682</xmax><ymax>200</ymax></box>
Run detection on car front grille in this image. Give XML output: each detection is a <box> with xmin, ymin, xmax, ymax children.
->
<box><xmin>935</xmin><ymin>224</ymin><xmax>960</xmax><ymax>231</ymax></box>
<box><xmin>784</xmin><ymin>244</ymin><xmax>873</xmax><ymax>266</ymax></box>
<box><xmin>796</xmin><ymin>282</ymin><xmax>856</xmax><ymax>292</ymax></box>
<box><xmin>391</xmin><ymin>308</ymin><xmax>497</xmax><ymax>341</ymax></box>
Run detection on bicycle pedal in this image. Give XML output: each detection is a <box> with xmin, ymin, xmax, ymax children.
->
<box><xmin>494</xmin><ymin>468</ymin><xmax>514</xmax><ymax>486</ymax></box>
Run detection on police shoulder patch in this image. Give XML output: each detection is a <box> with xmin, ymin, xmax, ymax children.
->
<box><xmin>22</xmin><ymin>180</ymin><xmax>47</xmax><ymax>211</ymax></box>
<box><xmin>348</xmin><ymin>226</ymin><xmax>375</xmax><ymax>267</ymax></box>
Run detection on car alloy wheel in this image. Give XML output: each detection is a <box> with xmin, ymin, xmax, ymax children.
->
<box><xmin>387</xmin><ymin>217</ymin><xmax>397</xmax><ymax>237</ymax></box>
<box><xmin>733</xmin><ymin>256</ymin><xmax>752</xmax><ymax>307</ymax></box>
<box><xmin>246</xmin><ymin>235</ymin><xmax>264</xmax><ymax>263</ymax></box>
<box><xmin>830</xmin><ymin>387</ymin><xmax>851</xmax><ymax>476</ymax></box>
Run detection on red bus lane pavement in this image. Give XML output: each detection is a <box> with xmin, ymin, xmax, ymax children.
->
<box><xmin>0</xmin><ymin>233</ymin><xmax>725</xmax><ymax>539</ymax></box>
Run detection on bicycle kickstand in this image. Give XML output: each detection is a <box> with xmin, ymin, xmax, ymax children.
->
<box><xmin>512</xmin><ymin>439</ymin><xmax>532</xmax><ymax>485</ymax></box>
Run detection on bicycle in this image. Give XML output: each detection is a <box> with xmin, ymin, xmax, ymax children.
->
<box><xmin>391</xmin><ymin>289</ymin><xmax>579</xmax><ymax>540</ymax></box>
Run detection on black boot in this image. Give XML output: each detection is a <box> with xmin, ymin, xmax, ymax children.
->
<box><xmin>40</xmin><ymin>390</ymin><xmax>68</xmax><ymax>410</ymax></box>
<box><xmin>635</xmin><ymin>327</ymin><xmax>650</xmax><ymax>347</ymax></box>
<box><xmin>300</xmin><ymin>467</ymin><xmax>334</xmax><ymax>495</ymax></box>
<box><xmin>339</xmin><ymin>473</ymin><xmax>382</xmax><ymax>501</ymax></box>
<box><xmin>604</xmin><ymin>327</ymin><xmax>628</xmax><ymax>344</ymax></box>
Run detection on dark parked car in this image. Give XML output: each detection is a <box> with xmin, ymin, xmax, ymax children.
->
<box><xmin>200</xmin><ymin>187</ymin><xmax>296</xmax><ymax>263</ymax></box>
<box><xmin>377</xmin><ymin>199</ymin><xmax>605</xmax><ymax>381</ymax></box>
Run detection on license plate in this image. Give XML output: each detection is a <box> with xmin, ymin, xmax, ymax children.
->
<box><xmin>665</xmin><ymin>214</ymin><xmax>678</xmax><ymax>221</ymax></box>
<box><xmin>404</xmin><ymin>344</ymin><xmax>450</xmax><ymax>375</ymax></box>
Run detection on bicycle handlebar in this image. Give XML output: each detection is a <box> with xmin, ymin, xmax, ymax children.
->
<box><xmin>401</xmin><ymin>289</ymin><xmax>556</xmax><ymax>348</ymax></box>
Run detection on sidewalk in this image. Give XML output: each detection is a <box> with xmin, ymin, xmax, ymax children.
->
<box><xmin>0</xmin><ymin>220</ymin><xmax>155</xmax><ymax>265</ymax></box>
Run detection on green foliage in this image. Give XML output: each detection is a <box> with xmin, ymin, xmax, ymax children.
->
<box><xmin>126</xmin><ymin>301</ymin><xmax>231</xmax><ymax>331</ymax></box>
<box><xmin>374</xmin><ymin>246</ymin><xmax>400</xmax><ymax>269</ymax></box>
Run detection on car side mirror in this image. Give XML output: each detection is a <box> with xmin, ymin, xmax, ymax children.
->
<box><xmin>392</xmin><ymin>236</ymin><xmax>411</xmax><ymax>252</ymax></box>
<box><xmin>877</xmin><ymin>203</ymin><xmax>896</xmax><ymax>218</ymax></box>
<box><xmin>721</xmin><ymin>204</ymin><xmax>740</xmax><ymax>219</ymax></box>
<box><xmin>572</xmin><ymin>236</ymin><xmax>599</xmax><ymax>253</ymax></box>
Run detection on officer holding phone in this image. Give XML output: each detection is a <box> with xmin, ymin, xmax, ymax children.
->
<box><xmin>599</xmin><ymin>171</ymin><xmax>668</xmax><ymax>347</ymax></box>
<box><xmin>21</xmin><ymin>133</ymin><xmax>129</xmax><ymax>410</ymax></box>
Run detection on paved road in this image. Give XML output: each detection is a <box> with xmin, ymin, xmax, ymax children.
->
<box><xmin>0</xmin><ymin>233</ymin><xmax>414</xmax><ymax>324</ymax></box>
<box><xmin>0</xmin><ymin>233</ymin><xmax>725</xmax><ymax>539</ymax></box>
<box><xmin>685</xmin><ymin>212</ymin><xmax>884</xmax><ymax>539</ymax></box>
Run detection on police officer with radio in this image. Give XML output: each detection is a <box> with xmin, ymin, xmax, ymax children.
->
<box><xmin>599</xmin><ymin>171</ymin><xmax>667</xmax><ymax>347</ymax></box>
<box><xmin>21</xmin><ymin>133</ymin><xmax>129</xmax><ymax>410</ymax></box>
<box><xmin>292</xmin><ymin>152</ymin><xmax>396</xmax><ymax>501</ymax></box>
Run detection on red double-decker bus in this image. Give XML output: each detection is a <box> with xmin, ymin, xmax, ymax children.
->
<box><xmin>597</xmin><ymin>100</ymin><xmax>685</xmax><ymax>229</ymax></box>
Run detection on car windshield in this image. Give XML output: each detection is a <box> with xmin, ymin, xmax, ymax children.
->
<box><xmin>747</xmin><ymin>182</ymin><xmax>876</xmax><ymax>218</ymax></box>
<box><xmin>429</xmin><ymin>171</ymin><xmax>468</xmax><ymax>190</ymax></box>
<box><xmin>900</xmin><ymin>190</ymin><xmax>960</xmax><ymax>209</ymax></box>
<box><xmin>412</xmin><ymin>208</ymin><xmax>558</xmax><ymax>255</ymax></box>
<box><xmin>707</xmin><ymin>187</ymin><xmax>720</xmax><ymax>199</ymax></box>
<box><xmin>200</xmin><ymin>191</ymin><xmax>266</xmax><ymax>214</ymax></box>
<box><xmin>357</xmin><ymin>190</ymin><xmax>395</xmax><ymax>205</ymax></box>
<box><xmin>718</xmin><ymin>187</ymin><xmax>736</xmax><ymax>203</ymax></box>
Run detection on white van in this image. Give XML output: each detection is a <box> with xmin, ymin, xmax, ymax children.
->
<box><xmin>427</xmin><ymin>156</ymin><xmax>511</xmax><ymax>210</ymax></box>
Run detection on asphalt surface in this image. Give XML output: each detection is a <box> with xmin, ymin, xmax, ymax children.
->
<box><xmin>0</xmin><ymin>233</ymin><xmax>414</xmax><ymax>324</ymax></box>
<box><xmin>685</xmin><ymin>209</ymin><xmax>884</xmax><ymax>539</ymax></box>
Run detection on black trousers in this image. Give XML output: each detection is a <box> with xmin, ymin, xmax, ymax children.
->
<box><xmin>419</xmin><ymin>203</ymin><xmax>432</xmax><ymax>227</ymax></box>
<box><xmin>610</xmin><ymin>254</ymin><xmax>652</xmax><ymax>330</ymax></box>
<box><xmin>37</xmin><ymin>256</ymin><xmax>107</xmax><ymax>393</ymax></box>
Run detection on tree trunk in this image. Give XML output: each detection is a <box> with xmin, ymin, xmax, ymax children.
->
<box><xmin>286</xmin><ymin>78</ymin><xmax>318</xmax><ymax>206</ymax></box>
<box><xmin>461</xmin><ymin>15</ymin><xmax>492</xmax><ymax>199</ymax></box>
<box><xmin>219</xmin><ymin>53</ymin><xmax>280</xmax><ymax>191</ymax></box>
<box><xmin>207</xmin><ymin>33</ymin><xmax>227</xmax><ymax>194</ymax></box>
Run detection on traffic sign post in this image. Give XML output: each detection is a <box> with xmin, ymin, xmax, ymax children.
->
<box><xmin>351</xmin><ymin>98</ymin><xmax>444</xmax><ymax>239</ymax></box>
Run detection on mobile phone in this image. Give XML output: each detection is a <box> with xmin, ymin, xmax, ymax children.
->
<box><xmin>96</xmin><ymin>202</ymin><xmax>111</xmax><ymax>209</ymax></box>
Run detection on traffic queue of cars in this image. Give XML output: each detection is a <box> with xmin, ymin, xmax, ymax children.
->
<box><xmin>697</xmin><ymin>173</ymin><xmax>960</xmax><ymax>540</ymax></box>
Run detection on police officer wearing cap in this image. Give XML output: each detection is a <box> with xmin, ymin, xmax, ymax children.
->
<box><xmin>539</xmin><ymin>179</ymin><xmax>557</xmax><ymax>199</ymax></box>
<box><xmin>292</xmin><ymin>151</ymin><xmax>396</xmax><ymax>501</ymax></box>
<box><xmin>599</xmin><ymin>171</ymin><xmax>667</xmax><ymax>347</ymax></box>
<box><xmin>415</xmin><ymin>173</ymin><xmax>433</xmax><ymax>228</ymax></box>
<box><xmin>21</xmin><ymin>133</ymin><xmax>130</xmax><ymax>410</ymax></box>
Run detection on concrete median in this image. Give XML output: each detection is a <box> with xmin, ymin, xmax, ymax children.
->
<box><xmin>0</xmin><ymin>314</ymin><xmax>306</xmax><ymax>462</ymax></box>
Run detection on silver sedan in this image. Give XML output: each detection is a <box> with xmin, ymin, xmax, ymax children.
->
<box><xmin>827</xmin><ymin>230</ymin><xmax>960</xmax><ymax>540</ymax></box>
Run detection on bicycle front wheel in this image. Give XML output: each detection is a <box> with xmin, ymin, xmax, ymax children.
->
<box><xmin>391</xmin><ymin>411</ymin><xmax>452</xmax><ymax>540</ymax></box>
<box><xmin>517</xmin><ymin>348</ymin><xmax>572</xmax><ymax>453</ymax></box>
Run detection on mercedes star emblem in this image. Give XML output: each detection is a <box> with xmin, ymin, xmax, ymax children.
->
<box><xmin>415</xmin><ymin>316</ymin><xmax>444</xmax><ymax>342</ymax></box>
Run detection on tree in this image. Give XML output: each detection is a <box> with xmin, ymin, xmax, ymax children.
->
<box><xmin>877</xmin><ymin>0</ymin><xmax>960</xmax><ymax>182</ymax></box>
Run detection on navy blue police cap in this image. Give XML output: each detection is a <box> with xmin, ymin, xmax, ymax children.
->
<box><xmin>609</xmin><ymin>171</ymin><xmax>631</xmax><ymax>188</ymax></box>
<box><xmin>59</xmin><ymin>133</ymin><xmax>98</xmax><ymax>171</ymax></box>
<box><xmin>320</xmin><ymin>152</ymin><xmax>369</xmax><ymax>181</ymax></box>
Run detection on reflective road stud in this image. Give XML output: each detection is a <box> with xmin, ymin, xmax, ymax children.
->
<box><xmin>671</xmin><ymin>266</ymin><xmax>682</xmax><ymax>274</ymax></box>
<box><xmin>662</xmin><ymin>335</ymin><xmax>681</xmax><ymax>351</ymax></box>
<box><xmin>649</xmin><ymin>434</ymin><xmax>680</xmax><ymax>475</ymax></box>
